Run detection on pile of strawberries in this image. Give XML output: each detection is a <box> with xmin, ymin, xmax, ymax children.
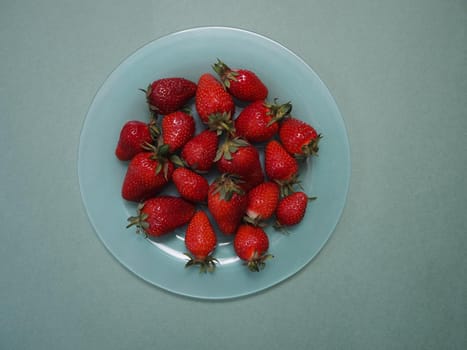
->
<box><xmin>115</xmin><ymin>59</ymin><xmax>321</xmax><ymax>273</ymax></box>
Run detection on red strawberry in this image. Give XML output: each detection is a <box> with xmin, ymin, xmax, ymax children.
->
<box><xmin>244</xmin><ymin>181</ymin><xmax>280</xmax><ymax>225</ymax></box>
<box><xmin>241</xmin><ymin>167</ymin><xmax>266</xmax><ymax>193</ymax></box>
<box><xmin>234</xmin><ymin>224</ymin><xmax>272</xmax><ymax>272</ymax></box>
<box><xmin>121</xmin><ymin>145</ymin><xmax>174</xmax><ymax>202</ymax></box>
<box><xmin>207</xmin><ymin>174</ymin><xmax>248</xmax><ymax>235</ymax></box>
<box><xmin>195</xmin><ymin>73</ymin><xmax>235</xmax><ymax>129</ymax></box>
<box><xmin>126</xmin><ymin>196</ymin><xmax>195</xmax><ymax>237</ymax></box>
<box><xmin>184</xmin><ymin>210</ymin><xmax>218</xmax><ymax>272</ymax></box>
<box><xmin>180</xmin><ymin>130</ymin><xmax>219</xmax><ymax>172</ymax></box>
<box><xmin>234</xmin><ymin>100</ymin><xmax>292</xmax><ymax>143</ymax></box>
<box><xmin>279</xmin><ymin>117</ymin><xmax>321</xmax><ymax>158</ymax></box>
<box><xmin>212</xmin><ymin>59</ymin><xmax>268</xmax><ymax>101</ymax></box>
<box><xmin>275</xmin><ymin>192</ymin><xmax>314</xmax><ymax>229</ymax></box>
<box><xmin>115</xmin><ymin>120</ymin><xmax>155</xmax><ymax>161</ymax></box>
<box><xmin>161</xmin><ymin>110</ymin><xmax>195</xmax><ymax>153</ymax></box>
<box><xmin>172</xmin><ymin>167</ymin><xmax>209</xmax><ymax>203</ymax></box>
<box><xmin>264</xmin><ymin>140</ymin><xmax>299</xmax><ymax>194</ymax></box>
<box><xmin>215</xmin><ymin>137</ymin><xmax>264</xmax><ymax>190</ymax></box>
<box><xmin>143</xmin><ymin>77</ymin><xmax>197</xmax><ymax>116</ymax></box>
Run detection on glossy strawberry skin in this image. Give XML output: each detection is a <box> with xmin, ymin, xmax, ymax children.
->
<box><xmin>128</xmin><ymin>196</ymin><xmax>195</xmax><ymax>237</ymax></box>
<box><xmin>181</xmin><ymin>130</ymin><xmax>219</xmax><ymax>172</ymax></box>
<box><xmin>264</xmin><ymin>140</ymin><xmax>299</xmax><ymax>182</ymax></box>
<box><xmin>216</xmin><ymin>141</ymin><xmax>264</xmax><ymax>189</ymax></box>
<box><xmin>212</xmin><ymin>60</ymin><xmax>268</xmax><ymax>102</ymax></box>
<box><xmin>207</xmin><ymin>180</ymin><xmax>248</xmax><ymax>235</ymax></box>
<box><xmin>279</xmin><ymin>117</ymin><xmax>320</xmax><ymax>157</ymax></box>
<box><xmin>275</xmin><ymin>192</ymin><xmax>309</xmax><ymax>227</ymax></box>
<box><xmin>246</xmin><ymin>182</ymin><xmax>280</xmax><ymax>222</ymax></box>
<box><xmin>172</xmin><ymin>167</ymin><xmax>209</xmax><ymax>203</ymax></box>
<box><xmin>227</xmin><ymin>70</ymin><xmax>268</xmax><ymax>101</ymax></box>
<box><xmin>121</xmin><ymin>152</ymin><xmax>174</xmax><ymax>202</ymax></box>
<box><xmin>145</xmin><ymin>77</ymin><xmax>197</xmax><ymax>115</ymax></box>
<box><xmin>115</xmin><ymin>121</ymin><xmax>153</xmax><ymax>161</ymax></box>
<box><xmin>234</xmin><ymin>224</ymin><xmax>270</xmax><ymax>261</ymax></box>
<box><xmin>185</xmin><ymin>211</ymin><xmax>217</xmax><ymax>260</ymax></box>
<box><xmin>195</xmin><ymin>73</ymin><xmax>235</xmax><ymax>123</ymax></box>
<box><xmin>161</xmin><ymin>111</ymin><xmax>195</xmax><ymax>153</ymax></box>
<box><xmin>234</xmin><ymin>101</ymin><xmax>277</xmax><ymax>143</ymax></box>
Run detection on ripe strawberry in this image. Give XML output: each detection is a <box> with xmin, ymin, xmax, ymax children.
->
<box><xmin>121</xmin><ymin>145</ymin><xmax>174</xmax><ymax>202</ymax></box>
<box><xmin>279</xmin><ymin>117</ymin><xmax>321</xmax><ymax>158</ymax></box>
<box><xmin>234</xmin><ymin>100</ymin><xmax>292</xmax><ymax>143</ymax></box>
<box><xmin>180</xmin><ymin>130</ymin><xmax>219</xmax><ymax>172</ymax></box>
<box><xmin>244</xmin><ymin>181</ymin><xmax>280</xmax><ymax>226</ymax></box>
<box><xmin>172</xmin><ymin>167</ymin><xmax>209</xmax><ymax>203</ymax></box>
<box><xmin>143</xmin><ymin>77</ymin><xmax>197</xmax><ymax>116</ymax></box>
<box><xmin>207</xmin><ymin>174</ymin><xmax>248</xmax><ymax>235</ymax></box>
<box><xmin>275</xmin><ymin>192</ymin><xmax>314</xmax><ymax>229</ymax></box>
<box><xmin>212</xmin><ymin>59</ymin><xmax>268</xmax><ymax>101</ymax></box>
<box><xmin>240</xmin><ymin>167</ymin><xmax>266</xmax><ymax>193</ymax></box>
<box><xmin>126</xmin><ymin>196</ymin><xmax>195</xmax><ymax>237</ymax></box>
<box><xmin>184</xmin><ymin>210</ymin><xmax>218</xmax><ymax>272</ymax></box>
<box><xmin>161</xmin><ymin>110</ymin><xmax>195</xmax><ymax>153</ymax></box>
<box><xmin>195</xmin><ymin>73</ymin><xmax>235</xmax><ymax>128</ymax></box>
<box><xmin>264</xmin><ymin>140</ymin><xmax>299</xmax><ymax>194</ymax></box>
<box><xmin>115</xmin><ymin>120</ymin><xmax>155</xmax><ymax>161</ymax></box>
<box><xmin>215</xmin><ymin>137</ymin><xmax>264</xmax><ymax>190</ymax></box>
<box><xmin>234</xmin><ymin>224</ymin><xmax>272</xmax><ymax>272</ymax></box>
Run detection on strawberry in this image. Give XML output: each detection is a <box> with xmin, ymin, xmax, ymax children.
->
<box><xmin>234</xmin><ymin>100</ymin><xmax>292</xmax><ymax>143</ymax></box>
<box><xmin>234</xmin><ymin>224</ymin><xmax>272</xmax><ymax>272</ymax></box>
<box><xmin>207</xmin><ymin>174</ymin><xmax>248</xmax><ymax>235</ymax></box>
<box><xmin>240</xmin><ymin>167</ymin><xmax>266</xmax><ymax>193</ymax></box>
<box><xmin>126</xmin><ymin>196</ymin><xmax>195</xmax><ymax>237</ymax></box>
<box><xmin>264</xmin><ymin>140</ymin><xmax>299</xmax><ymax>195</ymax></box>
<box><xmin>180</xmin><ymin>130</ymin><xmax>219</xmax><ymax>172</ymax></box>
<box><xmin>143</xmin><ymin>77</ymin><xmax>197</xmax><ymax>116</ymax></box>
<box><xmin>215</xmin><ymin>137</ymin><xmax>264</xmax><ymax>190</ymax></box>
<box><xmin>275</xmin><ymin>192</ymin><xmax>314</xmax><ymax>229</ymax></box>
<box><xmin>121</xmin><ymin>144</ymin><xmax>174</xmax><ymax>202</ymax></box>
<box><xmin>212</xmin><ymin>59</ymin><xmax>268</xmax><ymax>101</ymax></box>
<box><xmin>115</xmin><ymin>120</ymin><xmax>155</xmax><ymax>161</ymax></box>
<box><xmin>279</xmin><ymin>117</ymin><xmax>321</xmax><ymax>158</ymax></box>
<box><xmin>161</xmin><ymin>110</ymin><xmax>195</xmax><ymax>153</ymax></box>
<box><xmin>195</xmin><ymin>73</ymin><xmax>235</xmax><ymax>132</ymax></box>
<box><xmin>244</xmin><ymin>181</ymin><xmax>280</xmax><ymax>226</ymax></box>
<box><xmin>172</xmin><ymin>167</ymin><xmax>209</xmax><ymax>203</ymax></box>
<box><xmin>184</xmin><ymin>210</ymin><xmax>218</xmax><ymax>272</ymax></box>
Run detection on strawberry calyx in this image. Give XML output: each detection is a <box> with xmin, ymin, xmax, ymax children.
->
<box><xmin>140</xmin><ymin>84</ymin><xmax>159</xmax><ymax>117</ymax></box>
<box><xmin>214</xmin><ymin>136</ymin><xmax>249</xmax><ymax>162</ymax></box>
<box><xmin>296</xmin><ymin>134</ymin><xmax>322</xmax><ymax>159</ymax></box>
<box><xmin>245</xmin><ymin>251</ymin><xmax>274</xmax><ymax>272</ymax></box>
<box><xmin>207</xmin><ymin>112</ymin><xmax>235</xmax><ymax>136</ymax></box>
<box><xmin>212</xmin><ymin>58</ymin><xmax>238</xmax><ymax>89</ymax></box>
<box><xmin>265</xmin><ymin>99</ymin><xmax>292</xmax><ymax>126</ymax></box>
<box><xmin>274</xmin><ymin>173</ymin><xmax>302</xmax><ymax>198</ymax></box>
<box><xmin>243</xmin><ymin>214</ymin><xmax>267</xmax><ymax>228</ymax></box>
<box><xmin>126</xmin><ymin>203</ymin><xmax>149</xmax><ymax>236</ymax></box>
<box><xmin>141</xmin><ymin>142</ymin><xmax>172</xmax><ymax>179</ymax></box>
<box><xmin>184</xmin><ymin>253</ymin><xmax>218</xmax><ymax>273</ymax></box>
<box><xmin>169</xmin><ymin>154</ymin><xmax>187</xmax><ymax>168</ymax></box>
<box><xmin>148</xmin><ymin>118</ymin><xmax>161</xmax><ymax>140</ymax></box>
<box><xmin>211</xmin><ymin>173</ymin><xmax>245</xmax><ymax>201</ymax></box>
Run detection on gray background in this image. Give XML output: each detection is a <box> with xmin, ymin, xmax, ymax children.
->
<box><xmin>1</xmin><ymin>0</ymin><xmax>466</xmax><ymax>349</ymax></box>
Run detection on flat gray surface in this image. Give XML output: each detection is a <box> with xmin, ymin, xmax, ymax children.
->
<box><xmin>1</xmin><ymin>1</ymin><xmax>466</xmax><ymax>349</ymax></box>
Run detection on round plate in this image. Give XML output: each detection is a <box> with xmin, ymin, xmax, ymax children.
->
<box><xmin>78</xmin><ymin>27</ymin><xmax>350</xmax><ymax>300</ymax></box>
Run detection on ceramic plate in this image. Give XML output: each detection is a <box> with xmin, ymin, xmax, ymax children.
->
<box><xmin>78</xmin><ymin>27</ymin><xmax>350</xmax><ymax>299</ymax></box>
